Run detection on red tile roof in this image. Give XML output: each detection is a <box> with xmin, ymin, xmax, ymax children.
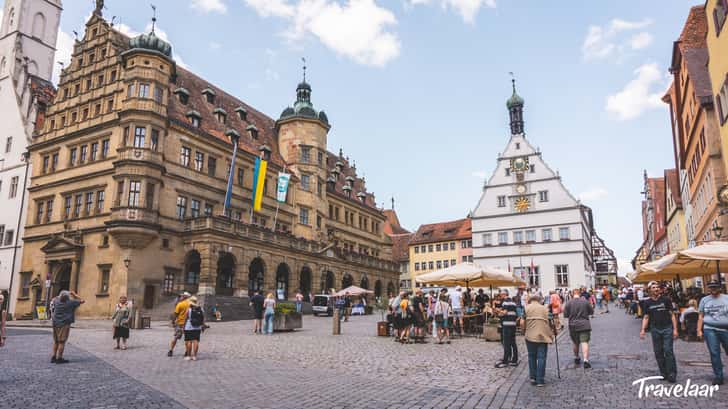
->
<box><xmin>325</xmin><ymin>151</ymin><xmax>378</xmax><ymax>210</ymax></box>
<box><xmin>678</xmin><ymin>6</ymin><xmax>708</xmax><ymax>51</ymax></box>
<box><xmin>409</xmin><ymin>218</ymin><xmax>471</xmax><ymax>245</ymax></box>
<box><xmin>169</xmin><ymin>67</ymin><xmax>287</xmax><ymax>168</ymax></box>
<box><xmin>383</xmin><ymin>209</ymin><xmax>409</xmax><ymax>235</ymax></box>
<box><xmin>390</xmin><ymin>233</ymin><xmax>412</xmax><ymax>263</ymax></box>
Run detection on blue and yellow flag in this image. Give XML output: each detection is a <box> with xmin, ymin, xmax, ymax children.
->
<box><xmin>251</xmin><ymin>156</ymin><xmax>267</xmax><ymax>212</ymax></box>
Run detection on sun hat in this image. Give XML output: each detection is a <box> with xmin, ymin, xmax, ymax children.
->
<box><xmin>707</xmin><ymin>280</ymin><xmax>722</xmax><ymax>288</ymax></box>
<box><xmin>188</xmin><ymin>296</ymin><xmax>198</xmax><ymax>305</ymax></box>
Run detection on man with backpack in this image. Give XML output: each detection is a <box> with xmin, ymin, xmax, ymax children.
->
<box><xmin>184</xmin><ymin>296</ymin><xmax>205</xmax><ymax>361</ymax></box>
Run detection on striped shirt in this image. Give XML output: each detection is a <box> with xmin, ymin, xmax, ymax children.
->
<box><xmin>501</xmin><ymin>300</ymin><xmax>518</xmax><ymax>326</ymax></box>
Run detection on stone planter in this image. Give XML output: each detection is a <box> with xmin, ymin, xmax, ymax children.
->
<box><xmin>484</xmin><ymin>323</ymin><xmax>501</xmax><ymax>342</ymax></box>
<box><xmin>273</xmin><ymin>312</ymin><xmax>302</xmax><ymax>332</ymax></box>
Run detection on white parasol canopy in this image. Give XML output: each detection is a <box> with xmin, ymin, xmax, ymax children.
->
<box><xmin>415</xmin><ymin>262</ymin><xmax>525</xmax><ymax>287</ymax></box>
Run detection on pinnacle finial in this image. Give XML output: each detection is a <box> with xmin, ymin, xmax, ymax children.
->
<box><xmin>391</xmin><ymin>197</ymin><xmax>395</xmax><ymax>210</ymax></box>
<box><xmin>302</xmin><ymin>57</ymin><xmax>307</xmax><ymax>82</ymax></box>
<box><xmin>151</xmin><ymin>4</ymin><xmax>157</xmax><ymax>34</ymax></box>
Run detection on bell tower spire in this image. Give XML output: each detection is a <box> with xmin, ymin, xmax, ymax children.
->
<box><xmin>506</xmin><ymin>74</ymin><xmax>525</xmax><ymax>136</ymax></box>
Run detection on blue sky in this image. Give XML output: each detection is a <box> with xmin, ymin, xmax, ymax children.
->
<box><xmin>53</xmin><ymin>0</ymin><xmax>702</xmax><ymax>274</ymax></box>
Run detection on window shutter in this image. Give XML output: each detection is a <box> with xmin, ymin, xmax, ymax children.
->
<box><xmin>719</xmin><ymin>94</ymin><xmax>725</xmax><ymax>125</ymax></box>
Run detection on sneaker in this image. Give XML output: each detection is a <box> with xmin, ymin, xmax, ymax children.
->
<box><xmin>666</xmin><ymin>374</ymin><xmax>676</xmax><ymax>383</ymax></box>
<box><xmin>530</xmin><ymin>378</ymin><xmax>536</xmax><ymax>385</ymax></box>
<box><xmin>712</xmin><ymin>378</ymin><xmax>724</xmax><ymax>386</ymax></box>
<box><xmin>167</xmin><ymin>350</ymin><xmax>173</xmax><ymax>357</ymax></box>
<box><xmin>183</xmin><ymin>356</ymin><xmax>191</xmax><ymax>361</ymax></box>
<box><xmin>51</xmin><ymin>356</ymin><xmax>57</xmax><ymax>363</ymax></box>
<box><xmin>583</xmin><ymin>361</ymin><xmax>592</xmax><ymax>369</ymax></box>
<box><xmin>509</xmin><ymin>361</ymin><xmax>519</xmax><ymax>367</ymax></box>
<box><xmin>536</xmin><ymin>383</ymin><xmax>545</xmax><ymax>387</ymax></box>
<box><xmin>495</xmin><ymin>362</ymin><xmax>509</xmax><ymax>368</ymax></box>
<box><xmin>55</xmin><ymin>358</ymin><xmax>69</xmax><ymax>364</ymax></box>
<box><xmin>574</xmin><ymin>357</ymin><xmax>581</xmax><ymax>365</ymax></box>
<box><xmin>191</xmin><ymin>356</ymin><xmax>197</xmax><ymax>361</ymax></box>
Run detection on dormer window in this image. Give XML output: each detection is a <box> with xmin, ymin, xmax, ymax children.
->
<box><xmin>235</xmin><ymin>106</ymin><xmax>247</xmax><ymax>121</ymax></box>
<box><xmin>202</xmin><ymin>87</ymin><xmax>216</xmax><ymax>104</ymax></box>
<box><xmin>174</xmin><ymin>88</ymin><xmax>189</xmax><ymax>105</ymax></box>
<box><xmin>186</xmin><ymin>110</ymin><xmax>201</xmax><ymax>128</ymax></box>
<box><xmin>246</xmin><ymin>124</ymin><xmax>258</xmax><ymax>140</ymax></box>
<box><xmin>357</xmin><ymin>191</ymin><xmax>366</xmax><ymax>202</ymax></box>
<box><xmin>213</xmin><ymin>108</ymin><xmax>227</xmax><ymax>124</ymax></box>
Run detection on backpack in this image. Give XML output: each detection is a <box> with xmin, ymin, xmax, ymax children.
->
<box><xmin>190</xmin><ymin>306</ymin><xmax>204</xmax><ymax>327</ymax></box>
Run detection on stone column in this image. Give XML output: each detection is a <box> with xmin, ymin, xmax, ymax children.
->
<box><xmin>196</xmin><ymin>244</ymin><xmax>215</xmax><ymax>295</ymax></box>
<box><xmin>71</xmin><ymin>259</ymin><xmax>81</xmax><ymax>293</ymax></box>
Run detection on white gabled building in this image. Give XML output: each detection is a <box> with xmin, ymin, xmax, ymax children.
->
<box><xmin>0</xmin><ymin>0</ymin><xmax>61</xmax><ymax>315</ymax></box>
<box><xmin>471</xmin><ymin>82</ymin><xmax>596</xmax><ymax>292</ymax></box>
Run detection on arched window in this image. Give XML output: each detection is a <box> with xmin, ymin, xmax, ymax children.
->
<box><xmin>374</xmin><ymin>280</ymin><xmax>382</xmax><ymax>298</ymax></box>
<box><xmin>248</xmin><ymin>258</ymin><xmax>265</xmax><ymax>297</ymax></box>
<box><xmin>8</xmin><ymin>8</ymin><xmax>15</xmax><ymax>29</ymax></box>
<box><xmin>275</xmin><ymin>263</ymin><xmax>290</xmax><ymax>300</ymax></box>
<box><xmin>360</xmin><ymin>275</ymin><xmax>369</xmax><ymax>290</ymax></box>
<box><xmin>342</xmin><ymin>273</ymin><xmax>353</xmax><ymax>289</ymax></box>
<box><xmin>32</xmin><ymin>12</ymin><xmax>46</xmax><ymax>40</ymax></box>
<box><xmin>299</xmin><ymin>266</ymin><xmax>312</xmax><ymax>301</ymax></box>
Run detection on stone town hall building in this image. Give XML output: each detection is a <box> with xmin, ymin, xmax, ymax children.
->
<box><xmin>13</xmin><ymin>11</ymin><xmax>399</xmax><ymax>319</ymax></box>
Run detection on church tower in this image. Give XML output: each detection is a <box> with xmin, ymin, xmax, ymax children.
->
<box><xmin>0</xmin><ymin>0</ymin><xmax>62</xmax><ymax>314</ymax></box>
<box><xmin>471</xmin><ymin>83</ymin><xmax>602</xmax><ymax>291</ymax></box>
<box><xmin>276</xmin><ymin>66</ymin><xmax>331</xmax><ymax>241</ymax></box>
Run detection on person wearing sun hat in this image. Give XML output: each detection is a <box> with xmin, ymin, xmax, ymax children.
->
<box><xmin>184</xmin><ymin>296</ymin><xmax>205</xmax><ymax>361</ymax></box>
<box><xmin>698</xmin><ymin>280</ymin><xmax>728</xmax><ymax>386</ymax></box>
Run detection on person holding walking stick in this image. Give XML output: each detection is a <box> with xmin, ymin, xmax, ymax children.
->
<box><xmin>523</xmin><ymin>295</ymin><xmax>554</xmax><ymax>386</ymax></box>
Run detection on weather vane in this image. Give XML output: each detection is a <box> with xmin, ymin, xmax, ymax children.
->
<box><xmin>301</xmin><ymin>57</ymin><xmax>307</xmax><ymax>82</ymax></box>
<box><xmin>509</xmin><ymin>71</ymin><xmax>516</xmax><ymax>91</ymax></box>
<box><xmin>151</xmin><ymin>4</ymin><xmax>157</xmax><ymax>34</ymax></box>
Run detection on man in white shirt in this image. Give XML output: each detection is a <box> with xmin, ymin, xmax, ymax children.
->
<box><xmin>450</xmin><ymin>286</ymin><xmax>464</xmax><ymax>334</ymax></box>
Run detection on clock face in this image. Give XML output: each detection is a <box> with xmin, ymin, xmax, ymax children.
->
<box><xmin>516</xmin><ymin>184</ymin><xmax>526</xmax><ymax>194</ymax></box>
<box><xmin>510</xmin><ymin>157</ymin><xmax>529</xmax><ymax>173</ymax></box>
<box><xmin>515</xmin><ymin>197</ymin><xmax>530</xmax><ymax>212</ymax></box>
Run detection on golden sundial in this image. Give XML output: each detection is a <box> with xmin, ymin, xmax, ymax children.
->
<box><xmin>514</xmin><ymin>197</ymin><xmax>530</xmax><ymax>212</ymax></box>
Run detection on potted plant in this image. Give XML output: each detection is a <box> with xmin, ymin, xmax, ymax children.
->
<box><xmin>273</xmin><ymin>302</ymin><xmax>303</xmax><ymax>331</ymax></box>
<box><xmin>374</xmin><ymin>297</ymin><xmax>390</xmax><ymax>337</ymax></box>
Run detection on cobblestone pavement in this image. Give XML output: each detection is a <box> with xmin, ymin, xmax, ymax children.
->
<box><xmin>62</xmin><ymin>314</ymin><xmax>520</xmax><ymax>409</ymax></box>
<box><xmin>4</xmin><ymin>307</ymin><xmax>727</xmax><ymax>408</ymax></box>
<box><xmin>1</xmin><ymin>328</ymin><xmax>184</xmax><ymax>409</ymax></box>
<box><xmin>496</xmin><ymin>304</ymin><xmax>728</xmax><ymax>409</ymax></box>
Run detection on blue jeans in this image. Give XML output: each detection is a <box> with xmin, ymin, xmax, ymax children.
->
<box><xmin>295</xmin><ymin>302</ymin><xmax>302</xmax><ymax>313</ymax></box>
<box><xmin>526</xmin><ymin>340</ymin><xmax>548</xmax><ymax>384</ymax></box>
<box><xmin>650</xmin><ymin>326</ymin><xmax>676</xmax><ymax>378</ymax></box>
<box><xmin>501</xmin><ymin>325</ymin><xmax>518</xmax><ymax>363</ymax></box>
<box><xmin>703</xmin><ymin>328</ymin><xmax>728</xmax><ymax>381</ymax></box>
<box><xmin>264</xmin><ymin>311</ymin><xmax>275</xmax><ymax>334</ymax></box>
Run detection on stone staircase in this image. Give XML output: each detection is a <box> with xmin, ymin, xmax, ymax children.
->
<box><xmin>199</xmin><ymin>294</ymin><xmax>255</xmax><ymax>321</ymax></box>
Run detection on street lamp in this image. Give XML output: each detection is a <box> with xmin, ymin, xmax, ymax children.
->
<box><xmin>124</xmin><ymin>257</ymin><xmax>131</xmax><ymax>269</ymax></box>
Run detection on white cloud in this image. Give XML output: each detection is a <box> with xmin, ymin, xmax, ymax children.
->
<box><xmin>191</xmin><ymin>0</ymin><xmax>228</xmax><ymax>14</ymax></box>
<box><xmin>408</xmin><ymin>0</ymin><xmax>495</xmax><ymax>23</ymax></box>
<box><xmin>52</xmin><ymin>30</ymin><xmax>75</xmax><ymax>84</ymax></box>
<box><xmin>116</xmin><ymin>23</ymin><xmax>190</xmax><ymax>69</ymax></box>
<box><xmin>629</xmin><ymin>32</ymin><xmax>652</xmax><ymax>50</ymax></box>
<box><xmin>578</xmin><ymin>187</ymin><xmax>609</xmax><ymax>202</ymax></box>
<box><xmin>605</xmin><ymin>63</ymin><xmax>665</xmax><ymax>120</ymax></box>
<box><xmin>243</xmin><ymin>0</ymin><xmax>295</xmax><ymax>18</ymax></box>
<box><xmin>582</xmin><ymin>18</ymin><xmax>653</xmax><ymax>61</ymax></box>
<box><xmin>244</xmin><ymin>0</ymin><xmax>400</xmax><ymax>67</ymax></box>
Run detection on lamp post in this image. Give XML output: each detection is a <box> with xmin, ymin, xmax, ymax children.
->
<box><xmin>711</xmin><ymin>225</ymin><xmax>725</xmax><ymax>290</ymax></box>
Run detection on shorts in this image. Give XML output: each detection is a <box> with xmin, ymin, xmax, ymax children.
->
<box><xmin>569</xmin><ymin>329</ymin><xmax>591</xmax><ymax>344</ymax></box>
<box><xmin>53</xmin><ymin>324</ymin><xmax>71</xmax><ymax>343</ymax></box>
<box><xmin>184</xmin><ymin>330</ymin><xmax>201</xmax><ymax>342</ymax></box>
<box><xmin>452</xmin><ymin>309</ymin><xmax>463</xmax><ymax>319</ymax></box>
<box><xmin>113</xmin><ymin>326</ymin><xmax>130</xmax><ymax>340</ymax></box>
<box><xmin>173</xmin><ymin>325</ymin><xmax>185</xmax><ymax>340</ymax></box>
<box><xmin>413</xmin><ymin>312</ymin><xmax>426</xmax><ymax>328</ymax></box>
<box><xmin>254</xmin><ymin>310</ymin><xmax>264</xmax><ymax>320</ymax></box>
